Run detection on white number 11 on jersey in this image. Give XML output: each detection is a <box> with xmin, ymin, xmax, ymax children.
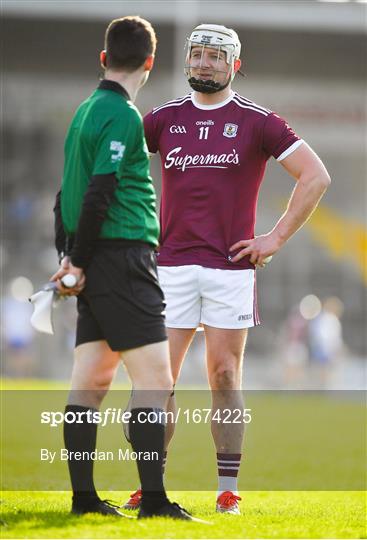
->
<box><xmin>199</xmin><ymin>127</ymin><xmax>209</xmax><ymax>140</ymax></box>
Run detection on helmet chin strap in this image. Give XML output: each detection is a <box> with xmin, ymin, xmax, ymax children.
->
<box><xmin>188</xmin><ymin>74</ymin><xmax>231</xmax><ymax>94</ymax></box>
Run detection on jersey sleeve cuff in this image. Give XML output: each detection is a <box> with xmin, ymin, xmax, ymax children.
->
<box><xmin>276</xmin><ymin>139</ymin><xmax>304</xmax><ymax>162</ymax></box>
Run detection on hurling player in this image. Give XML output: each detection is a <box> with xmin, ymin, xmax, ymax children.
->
<box><xmin>124</xmin><ymin>24</ymin><xmax>330</xmax><ymax>514</ymax></box>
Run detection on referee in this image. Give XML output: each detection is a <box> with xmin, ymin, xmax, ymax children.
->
<box><xmin>51</xmin><ymin>17</ymin><xmax>192</xmax><ymax>520</ymax></box>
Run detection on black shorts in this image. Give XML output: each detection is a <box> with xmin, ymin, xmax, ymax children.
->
<box><xmin>75</xmin><ymin>240</ymin><xmax>167</xmax><ymax>351</ymax></box>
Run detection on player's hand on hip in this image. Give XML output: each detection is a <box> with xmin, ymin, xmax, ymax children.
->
<box><xmin>229</xmin><ymin>233</ymin><xmax>281</xmax><ymax>267</ymax></box>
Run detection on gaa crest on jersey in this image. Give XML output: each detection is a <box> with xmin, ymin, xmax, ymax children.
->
<box><xmin>169</xmin><ymin>125</ymin><xmax>187</xmax><ymax>134</ymax></box>
<box><xmin>223</xmin><ymin>123</ymin><xmax>238</xmax><ymax>138</ymax></box>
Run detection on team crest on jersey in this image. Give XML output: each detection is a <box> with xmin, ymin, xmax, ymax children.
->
<box><xmin>223</xmin><ymin>123</ymin><xmax>238</xmax><ymax>138</ymax></box>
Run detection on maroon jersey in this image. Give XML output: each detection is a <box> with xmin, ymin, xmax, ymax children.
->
<box><xmin>144</xmin><ymin>91</ymin><xmax>302</xmax><ymax>270</ymax></box>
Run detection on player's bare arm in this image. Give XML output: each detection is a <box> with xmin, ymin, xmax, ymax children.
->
<box><xmin>230</xmin><ymin>143</ymin><xmax>330</xmax><ymax>266</ymax></box>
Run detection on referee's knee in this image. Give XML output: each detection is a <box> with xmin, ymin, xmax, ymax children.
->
<box><xmin>134</xmin><ymin>371</ymin><xmax>173</xmax><ymax>392</ymax></box>
<box><xmin>153</xmin><ymin>374</ymin><xmax>174</xmax><ymax>392</ymax></box>
<box><xmin>157</xmin><ymin>373</ymin><xmax>174</xmax><ymax>392</ymax></box>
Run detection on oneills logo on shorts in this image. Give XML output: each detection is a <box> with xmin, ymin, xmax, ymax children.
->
<box><xmin>238</xmin><ymin>314</ymin><xmax>252</xmax><ymax>321</ymax></box>
<box><xmin>223</xmin><ymin>123</ymin><xmax>238</xmax><ymax>138</ymax></box>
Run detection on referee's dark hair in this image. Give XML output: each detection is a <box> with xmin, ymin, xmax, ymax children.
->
<box><xmin>104</xmin><ymin>16</ymin><xmax>157</xmax><ymax>71</ymax></box>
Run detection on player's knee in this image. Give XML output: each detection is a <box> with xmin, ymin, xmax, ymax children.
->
<box><xmin>210</xmin><ymin>366</ymin><xmax>239</xmax><ymax>390</ymax></box>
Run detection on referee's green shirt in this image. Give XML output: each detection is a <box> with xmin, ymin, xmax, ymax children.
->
<box><xmin>61</xmin><ymin>80</ymin><xmax>159</xmax><ymax>246</ymax></box>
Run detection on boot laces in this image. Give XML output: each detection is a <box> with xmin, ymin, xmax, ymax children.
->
<box><xmin>218</xmin><ymin>491</ymin><xmax>241</xmax><ymax>508</ymax></box>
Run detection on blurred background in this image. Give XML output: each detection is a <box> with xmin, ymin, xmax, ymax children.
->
<box><xmin>1</xmin><ymin>0</ymin><xmax>366</xmax><ymax>389</ymax></box>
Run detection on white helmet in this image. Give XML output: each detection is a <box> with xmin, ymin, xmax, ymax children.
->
<box><xmin>188</xmin><ymin>24</ymin><xmax>241</xmax><ymax>64</ymax></box>
<box><xmin>185</xmin><ymin>24</ymin><xmax>242</xmax><ymax>93</ymax></box>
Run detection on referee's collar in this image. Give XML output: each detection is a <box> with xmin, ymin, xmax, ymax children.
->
<box><xmin>98</xmin><ymin>79</ymin><xmax>130</xmax><ymax>100</ymax></box>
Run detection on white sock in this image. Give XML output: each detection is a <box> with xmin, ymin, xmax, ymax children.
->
<box><xmin>217</xmin><ymin>476</ymin><xmax>239</xmax><ymax>497</ymax></box>
<box><xmin>217</xmin><ymin>452</ymin><xmax>241</xmax><ymax>497</ymax></box>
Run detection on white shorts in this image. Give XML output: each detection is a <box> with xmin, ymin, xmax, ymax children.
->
<box><xmin>158</xmin><ymin>265</ymin><xmax>260</xmax><ymax>330</ymax></box>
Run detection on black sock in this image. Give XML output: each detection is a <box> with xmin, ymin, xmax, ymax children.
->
<box><xmin>129</xmin><ymin>408</ymin><xmax>169</xmax><ymax>512</ymax></box>
<box><xmin>63</xmin><ymin>404</ymin><xmax>98</xmax><ymax>504</ymax></box>
<box><xmin>162</xmin><ymin>450</ymin><xmax>167</xmax><ymax>475</ymax></box>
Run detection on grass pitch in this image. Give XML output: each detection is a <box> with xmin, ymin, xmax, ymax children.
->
<box><xmin>1</xmin><ymin>380</ymin><xmax>365</xmax><ymax>538</ymax></box>
<box><xmin>1</xmin><ymin>490</ymin><xmax>365</xmax><ymax>539</ymax></box>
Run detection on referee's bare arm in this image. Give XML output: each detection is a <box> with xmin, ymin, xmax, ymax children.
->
<box><xmin>230</xmin><ymin>143</ymin><xmax>331</xmax><ymax>265</ymax></box>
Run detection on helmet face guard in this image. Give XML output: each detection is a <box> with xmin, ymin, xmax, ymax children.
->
<box><xmin>185</xmin><ymin>43</ymin><xmax>233</xmax><ymax>94</ymax></box>
<box><xmin>184</xmin><ymin>24</ymin><xmax>241</xmax><ymax>94</ymax></box>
